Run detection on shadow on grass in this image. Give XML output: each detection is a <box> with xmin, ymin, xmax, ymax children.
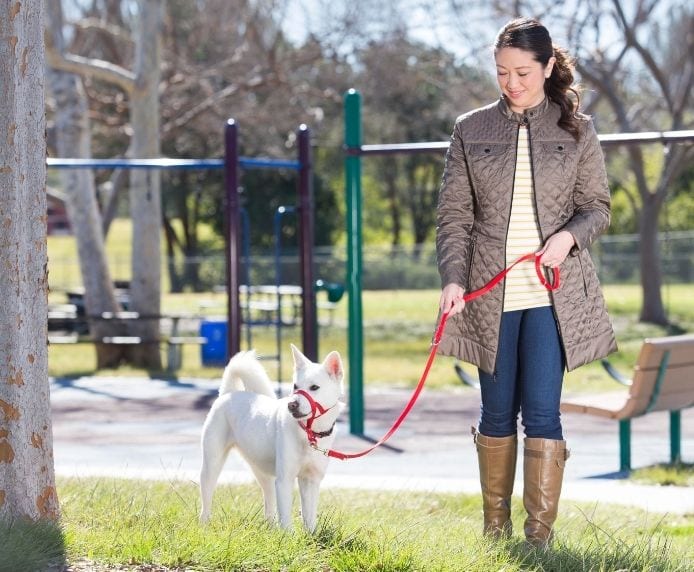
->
<box><xmin>0</xmin><ymin>518</ymin><xmax>65</xmax><ymax>572</ymax></box>
<box><xmin>504</xmin><ymin>533</ymin><xmax>682</xmax><ymax>572</ymax></box>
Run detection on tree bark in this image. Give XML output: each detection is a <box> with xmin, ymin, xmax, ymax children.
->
<box><xmin>46</xmin><ymin>0</ymin><xmax>124</xmax><ymax>368</ymax></box>
<box><xmin>128</xmin><ymin>0</ymin><xmax>163</xmax><ymax>368</ymax></box>
<box><xmin>0</xmin><ymin>0</ymin><xmax>59</xmax><ymax>521</ymax></box>
<box><xmin>638</xmin><ymin>195</ymin><xmax>667</xmax><ymax>325</ymax></box>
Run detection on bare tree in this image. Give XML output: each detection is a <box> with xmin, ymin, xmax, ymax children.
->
<box><xmin>45</xmin><ymin>0</ymin><xmax>123</xmax><ymax>369</ymax></box>
<box><xmin>567</xmin><ymin>0</ymin><xmax>694</xmax><ymax>324</ymax></box>
<box><xmin>48</xmin><ymin>0</ymin><xmax>165</xmax><ymax>368</ymax></box>
<box><xmin>0</xmin><ymin>0</ymin><xmax>58</xmax><ymax>521</ymax></box>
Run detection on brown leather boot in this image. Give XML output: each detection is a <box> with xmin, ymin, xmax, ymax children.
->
<box><xmin>473</xmin><ymin>428</ymin><xmax>517</xmax><ymax>538</ymax></box>
<box><xmin>523</xmin><ymin>437</ymin><xmax>570</xmax><ymax>548</ymax></box>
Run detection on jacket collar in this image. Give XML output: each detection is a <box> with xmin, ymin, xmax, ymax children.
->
<box><xmin>497</xmin><ymin>96</ymin><xmax>550</xmax><ymax>123</ymax></box>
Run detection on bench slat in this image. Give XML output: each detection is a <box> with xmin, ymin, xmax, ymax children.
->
<box><xmin>168</xmin><ymin>336</ymin><xmax>207</xmax><ymax>345</ymax></box>
<box><xmin>561</xmin><ymin>391</ymin><xmax>630</xmax><ymax>418</ymax></box>
<box><xmin>99</xmin><ymin>336</ymin><xmax>142</xmax><ymax>345</ymax></box>
<box><xmin>635</xmin><ymin>334</ymin><xmax>694</xmax><ymax>369</ymax></box>
<box><xmin>651</xmin><ymin>392</ymin><xmax>694</xmax><ymax>412</ymax></box>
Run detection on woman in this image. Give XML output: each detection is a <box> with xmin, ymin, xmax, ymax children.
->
<box><xmin>436</xmin><ymin>17</ymin><xmax>617</xmax><ymax>547</ymax></box>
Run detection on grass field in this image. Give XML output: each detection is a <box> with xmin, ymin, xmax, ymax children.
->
<box><xmin>1</xmin><ymin>478</ymin><xmax>692</xmax><ymax>572</ymax></box>
<box><xmin>48</xmin><ymin>283</ymin><xmax>694</xmax><ymax>396</ymax></box>
<box><xmin>47</xmin><ymin>221</ymin><xmax>693</xmax><ymax>390</ymax></box>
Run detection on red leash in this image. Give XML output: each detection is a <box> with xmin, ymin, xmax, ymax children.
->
<box><xmin>310</xmin><ymin>252</ymin><xmax>560</xmax><ymax>460</ymax></box>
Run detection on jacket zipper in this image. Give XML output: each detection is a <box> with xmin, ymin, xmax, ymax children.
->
<box><xmin>577</xmin><ymin>252</ymin><xmax>588</xmax><ymax>297</ymax></box>
<box><xmin>466</xmin><ymin>236</ymin><xmax>477</xmax><ymax>291</ymax></box>
<box><xmin>526</xmin><ymin>114</ymin><xmax>568</xmax><ymax>353</ymax></box>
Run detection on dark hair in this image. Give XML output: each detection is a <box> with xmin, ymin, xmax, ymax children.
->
<box><xmin>495</xmin><ymin>18</ymin><xmax>581</xmax><ymax>140</ymax></box>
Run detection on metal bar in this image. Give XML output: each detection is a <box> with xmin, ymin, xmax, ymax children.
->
<box><xmin>225</xmin><ymin>119</ymin><xmax>242</xmax><ymax>359</ymax></box>
<box><xmin>298</xmin><ymin>125</ymin><xmax>318</xmax><ymax>362</ymax></box>
<box><xmin>274</xmin><ymin>205</ymin><xmax>296</xmax><ymax>389</ymax></box>
<box><xmin>345</xmin><ymin>142</ymin><xmax>450</xmax><ymax>156</ymax></box>
<box><xmin>343</xmin><ymin>130</ymin><xmax>694</xmax><ymax>157</ymax></box>
<box><xmin>240</xmin><ymin>157</ymin><xmax>301</xmax><ymax>170</ymax></box>
<box><xmin>598</xmin><ymin>130</ymin><xmax>694</xmax><ymax>146</ymax></box>
<box><xmin>47</xmin><ymin>158</ymin><xmax>225</xmax><ymax>169</ymax></box>
<box><xmin>619</xmin><ymin>418</ymin><xmax>632</xmax><ymax>473</ymax></box>
<box><xmin>644</xmin><ymin>350</ymin><xmax>671</xmax><ymax>413</ymax></box>
<box><xmin>670</xmin><ymin>410</ymin><xmax>682</xmax><ymax>464</ymax></box>
<box><xmin>46</xmin><ymin>157</ymin><xmax>301</xmax><ymax>170</ymax></box>
<box><xmin>344</xmin><ymin>89</ymin><xmax>364</xmax><ymax>435</ymax></box>
<box><xmin>240</xmin><ymin>208</ymin><xmax>252</xmax><ymax>350</ymax></box>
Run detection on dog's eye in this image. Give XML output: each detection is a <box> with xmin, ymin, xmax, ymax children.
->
<box><xmin>309</xmin><ymin>385</ymin><xmax>320</xmax><ymax>391</ymax></box>
<box><xmin>293</xmin><ymin>384</ymin><xmax>298</xmax><ymax>391</ymax></box>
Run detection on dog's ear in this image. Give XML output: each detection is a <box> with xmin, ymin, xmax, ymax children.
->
<box><xmin>322</xmin><ymin>351</ymin><xmax>343</xmax><ymax>380</ymax></box>
<box><xmin>290</xmin><ymin>343</ymin><xmax>312</xmax><ymax>370</ymax></box>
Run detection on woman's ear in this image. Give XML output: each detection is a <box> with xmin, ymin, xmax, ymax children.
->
<box><xmin>545</xmin><ymin>56</ymin><xmax>557</xmax><ymax>79</ymax></box>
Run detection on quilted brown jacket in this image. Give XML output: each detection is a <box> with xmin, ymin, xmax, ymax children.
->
<box><xmin>436</xmin><ymin>97</ymin><xmax>617</xmax><ymax>373</ymax></box>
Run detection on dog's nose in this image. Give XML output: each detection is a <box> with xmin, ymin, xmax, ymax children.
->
<box><xmin>288</xmin><ymin>400</ymin><xmax>299</xmax><ymax>412</ymax></box>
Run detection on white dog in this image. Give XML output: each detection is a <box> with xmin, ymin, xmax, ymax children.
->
<box><xmin>199</xmin><ymin>344</ymin><xmax>344</xmax><ymax>531</ymax></box>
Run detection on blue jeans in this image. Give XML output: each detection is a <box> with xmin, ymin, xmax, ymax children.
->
<box><xmin>478</xmin><ymin>306</ymin><xmax>565</xmax><ymax>440</ymax></box>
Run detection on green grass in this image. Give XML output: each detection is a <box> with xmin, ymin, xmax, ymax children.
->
<box><xmin>631</xmin><ymin>462</ymin><xmax>694</xmax><ymax>487</ymax></box>
<box><xmin>0</xmin><ymin>518</ymin><xmax>65</xmax><ymax>572</ymax></box>
<box><xmin>2</xmin><ymin>477</ymin><xmax>690</xmax><ymax>571</ymax></box>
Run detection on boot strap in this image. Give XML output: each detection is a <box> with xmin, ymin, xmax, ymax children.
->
<box><xmin>525</xmin><ymin>448</ymin><xmax>571</xmax><ymax>461</ymax></box>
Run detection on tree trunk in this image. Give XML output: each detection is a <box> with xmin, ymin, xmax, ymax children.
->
<box><xmin>383</xmin><ymin>156</ymin><xmax>402</xmax><ymax>253</ymax></box>
<box><xmin>45</xmin><ymin>0</ymin><xmax>123</xmax><ymax>369</ymax></box>
<box><xmin>127</xmin><ymin>0</ymin><xmax>163</xmax><ymax>368</ymax></box>
<box><xmin>163</xmin><ymin>216</ymin><xmax>183</xmax><ymax>293</ymax></box>
<box><xmin>639</xmin><ymin>195</ymin><xmax>668</xmax><ymax>325</ymax></box>
<box><xmin>0</xmin><ymin>0</ymin><xmax>59</xmax><ymax>521</ymax></box>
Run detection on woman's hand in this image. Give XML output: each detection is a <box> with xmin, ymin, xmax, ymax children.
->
<box><xmin>537</xmin><ymin>230</ymin><xmax>576</xmax><ymax>268</ymax></box>
<box><xmin>440</xmin><ymin>283</ymin><xmax>466</xmax><ymax>315</ymax></box>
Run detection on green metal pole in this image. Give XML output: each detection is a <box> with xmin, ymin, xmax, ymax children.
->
<box><xmin>344</xmin><ymin>89</ymin><xmax>364</xmax><ymax>435</ymax></box>
<box><xmin>619</xmin><ymin>419</ymin><xmax>631</xmax><ymax>473</ymax></box>
<box><xmin>670</xmin><ymin>410</ymin><xmax>681</xmax><ymax>464</ymax></box>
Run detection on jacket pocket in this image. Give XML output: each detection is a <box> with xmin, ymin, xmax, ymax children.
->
<box><xmin>539</xmin><ymin>141</ymin><xmax>578</xmax><ymax>155</ymax></box>
<box><xmin>468</xmin><ymin>143</ymin><xmax>509</xmax><ymax>157</ymax></box>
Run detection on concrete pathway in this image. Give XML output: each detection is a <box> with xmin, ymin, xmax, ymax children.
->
<box><xmin>50</xmin><ymin>375</ymin><xmax>694</xmax><ymax>515</ymax></box>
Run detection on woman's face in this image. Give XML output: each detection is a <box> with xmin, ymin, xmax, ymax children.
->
<box><xmin>495</xmin><ymin>47</ymin><xmax>555</xmax><ymax>113</ymax></box>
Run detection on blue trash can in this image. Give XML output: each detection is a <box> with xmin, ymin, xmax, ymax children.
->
<box><xmin>200</xmin><ymin>319</ymin><xmax>228</xmax><ymax>367</ymax></box>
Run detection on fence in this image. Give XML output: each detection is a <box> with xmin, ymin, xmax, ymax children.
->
<box><xmin>48</xmin><ymin>230</ymin><xmax>694</xmax><ymax>293</ymax></box>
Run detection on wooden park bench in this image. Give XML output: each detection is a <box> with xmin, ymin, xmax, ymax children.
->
<box><xmin>560</xmin><ymin>334</ymin><xmax>694</xmax><ymax>472</ymax></box>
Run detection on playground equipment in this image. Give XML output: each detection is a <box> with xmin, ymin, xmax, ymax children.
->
<box><xmin>225</xmin><ymin>121</ymin><xmax>321</xmax><ymax>364</ymax></box>
<box><xmin>47</xmin><ymin>120</ymin><xmax>330</xmax><ymax>375</ymax></box>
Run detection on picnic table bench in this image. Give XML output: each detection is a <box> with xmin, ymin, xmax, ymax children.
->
<box><xmin>47</xmin><ymin>310</ymin><xmax>206</xmax><ymax>372</ymax></box>
<box><xmin>561</xmin><ymin>334</ymin><xmax>694</xmax><ymax>472</ymax></box>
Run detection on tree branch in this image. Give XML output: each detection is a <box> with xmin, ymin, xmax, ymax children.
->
<box><xmin>73</xmin><ymin>17</ymin><xmax>133</xmax><ymax>45</ymax></box>
<box><xmin>161</xmin><ymin>72</ymin><xmax>270</xmax><ymax>135</ymax></box>
<box><xmin>46</xmin><ymin>50</ymin><xmax>135</xmax><ymax>94</ymax></box>
<box><xmin>611</xmin><ymin>0</ymin><xmax>674</xmax><ymax>113</ymax></box>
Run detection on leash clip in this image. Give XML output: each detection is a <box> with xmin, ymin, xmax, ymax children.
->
<box><xmin>310</xmin><ymin>442</ymin><xmax>330</xmax><ymax>456</ymax></box>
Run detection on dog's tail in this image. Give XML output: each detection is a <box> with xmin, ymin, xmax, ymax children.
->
<box><xmin>219</xmin><ymin>350</ymin><xmax>276</xmax><ymax>398</ymax></box>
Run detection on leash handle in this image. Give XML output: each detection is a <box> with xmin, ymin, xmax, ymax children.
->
<box><xmin>318</xmin><ymin>252</ymin><xmax>560</xmax><ymax>460</ymax></box>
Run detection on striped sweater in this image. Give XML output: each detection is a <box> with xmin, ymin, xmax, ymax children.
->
<box><xmin>503</xmin><ymin>126</ymin><xmax>551</xmax><ymax>312</ymax></box>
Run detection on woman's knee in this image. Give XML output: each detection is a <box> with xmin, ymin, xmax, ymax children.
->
<box><xmin>479</xmin><ymin>409</ymin><xmax>518</xmax><ymax>437</ymax></box>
